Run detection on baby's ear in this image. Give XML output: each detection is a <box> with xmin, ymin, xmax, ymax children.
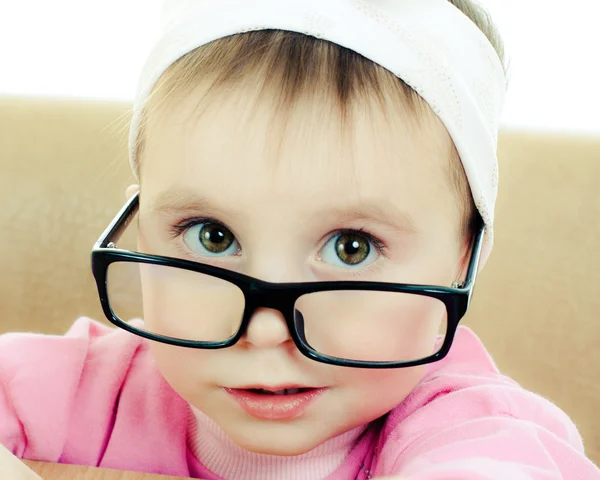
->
<box><xmin>126</xmin><ymin>184</ymin><xmax>140</xmax><ymax>200</ymax></box>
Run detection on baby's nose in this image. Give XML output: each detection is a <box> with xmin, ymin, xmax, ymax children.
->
<box><xmin>242</xmin><ymin>307</ymin><xmax>293</xmax><ymax>348</ymax></box>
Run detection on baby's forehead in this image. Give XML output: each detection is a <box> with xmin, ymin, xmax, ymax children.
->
<box><xmin>145</xmin><ymin>80</ymin><xmax>453</xmax><ymax>187</ymax></box>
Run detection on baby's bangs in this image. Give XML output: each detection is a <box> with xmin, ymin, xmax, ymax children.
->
<box><xmin>135</xmin><ymin>30</ymin><xmax>431</xmax><ymax>165</ymax></box>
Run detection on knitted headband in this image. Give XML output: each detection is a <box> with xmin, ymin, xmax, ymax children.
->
<box><xmin>129</xmin><ymin>0</ymin><xmax>506</xmax><ymax>264</ymax></box>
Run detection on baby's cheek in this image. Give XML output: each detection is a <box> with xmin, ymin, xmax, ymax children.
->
<box><xmin>148</xmin><ymin>342</ymin><xmax>211</xmax><ymax>399</ymax></box>
<box><xmin>339</xmin><ymin>364</ymin><xmax>427</xmax><ymax>423</ymax></box>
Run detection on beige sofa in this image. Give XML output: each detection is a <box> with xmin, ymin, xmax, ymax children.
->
<box><xmin>1</xmin><ymin>96</ymin><xmax>599</xmax><ymax>467</ymax></box>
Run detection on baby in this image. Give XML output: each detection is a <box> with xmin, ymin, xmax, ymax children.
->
<box><xmin>1</xmin><ymin>0</ymin><xmax>599</xmax><ymax>479</ymax></box>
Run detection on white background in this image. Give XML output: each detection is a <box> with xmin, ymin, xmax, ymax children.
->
<box><xmin>0</xmin><ymin>0</ymin><xmax>598</xmax><ymax>133</ymax></box>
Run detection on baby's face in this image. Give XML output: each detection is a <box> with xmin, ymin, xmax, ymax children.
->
<box><xmin>136</xmin><ymin>82</ymin><xmax>469</xmax><ymax>455</ymax></box>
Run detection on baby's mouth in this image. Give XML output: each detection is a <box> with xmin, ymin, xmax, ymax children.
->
<box><xmin>224</xmin><ymin>386</ymin><xmax>327</xmax><ymax>420</ymax></box>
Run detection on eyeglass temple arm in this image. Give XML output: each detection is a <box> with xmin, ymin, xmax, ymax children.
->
<box><xmin>459</xmin><ymin>219</ymin><xmax>486</xmax><ymax>290</ymax></box>
<box><xmin>93</xmin><ymin>191</ymin><xmax>140</xmax><ymax>249</ymax></box>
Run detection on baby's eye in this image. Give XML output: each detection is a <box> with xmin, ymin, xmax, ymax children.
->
<box><xmin>182</xmin><ymin>221</ymin><xmax>240</xmax><ymax>257</ymax></box>
<box><xmin>319</xmin><ymin>231</ymin><xmax>381</xmax><ymax>268</ymax></box>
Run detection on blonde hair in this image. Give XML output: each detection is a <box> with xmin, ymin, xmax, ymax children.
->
<box><xmin>135</xmin><ymin>0</ymin><xmax>507</xmax><ymax>237</ymax></box>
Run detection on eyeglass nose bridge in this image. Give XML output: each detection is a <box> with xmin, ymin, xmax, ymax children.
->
<box><xmin>240</xmin><ymin>284</ymin><xmax>302</xmax><ymax>336</ymax></box>
<box><xmin>245</xmin><ymin>284</ymin><xmax>299</xmax><ymax>317</ymax></box>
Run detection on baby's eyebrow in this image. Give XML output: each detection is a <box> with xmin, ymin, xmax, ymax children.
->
<box><xmin>146</xmin><ymin>187</ymin><xmax>223</xmax><ymax>216</ymax></box>
<box><xmin>324</xmin><ymin>204</ymin><xmax>419</xmax><ymax>235</ymax></box>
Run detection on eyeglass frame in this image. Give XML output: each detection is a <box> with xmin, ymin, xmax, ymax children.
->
<box><xmin>91</xmin><ymin>191</ymin><xmax>484</xmax><ymax>369</ymax></box>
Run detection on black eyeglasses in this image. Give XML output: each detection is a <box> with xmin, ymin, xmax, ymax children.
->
<box><xmin>91</xmin><ymin>191</ymin><xmax>484</xmax><ymax>369</ymax></box>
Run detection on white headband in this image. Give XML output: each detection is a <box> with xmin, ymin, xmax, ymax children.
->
<box><xmin>129</xmin><ymin>0</ymin><xmax>506</xmax><ymax>265</ymax></box>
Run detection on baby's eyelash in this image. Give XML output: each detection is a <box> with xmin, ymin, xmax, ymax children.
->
<box><xmin>335</xmin><ymin>228</ymin><xmax>387</xmax><ymax>254</ymax></box>
<box><xmin>347</xmin><ymin>261</ymin><xmax>385</xmax><ymax>278</ymax></box>
<box><xmin>168</xmin><ymin>217</ymin><xmax>221</xmax><ymax>239</ymax></box>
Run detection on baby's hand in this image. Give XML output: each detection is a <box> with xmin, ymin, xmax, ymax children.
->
<box><xmin>0</xmin><ymin>444</ymin><xmax>42</xmax><ymax>479</ymax></box>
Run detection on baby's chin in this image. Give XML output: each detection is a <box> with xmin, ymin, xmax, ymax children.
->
<box><xmin>231</xmin><ymin>430</ymin><xmax>331</xmax><ymax>456</ymax></box>
<box><xmin>217</xmin><ymin>413</ymin><xmax>366</xmax><ymax>456</ymax></box>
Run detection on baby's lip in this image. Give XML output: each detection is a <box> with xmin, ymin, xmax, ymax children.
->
<box><xmin>225</xmin><ymin>386</ymin><xmax>327</xmax><ymax>420</ymax></box>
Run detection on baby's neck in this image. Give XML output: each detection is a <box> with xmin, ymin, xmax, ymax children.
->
<box><xmin>187</xmin><ymin>406</ymin><xmax>367</xmax><ymax>480</ymax></box>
